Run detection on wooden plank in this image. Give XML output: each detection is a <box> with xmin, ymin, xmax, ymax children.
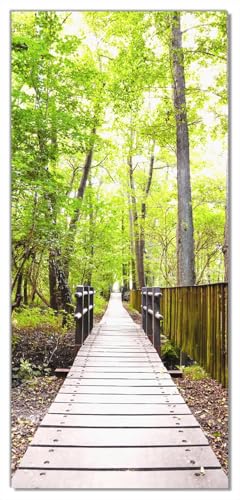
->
<box><xmin>67</xmin><ymin>372</ymin><xmax>170</xmax><ymax>380</ymax></box>
<box><xmin>73</xmin><ymin>360</ymin><xmax>165</xmax><ymax>365</ymax></box>
<box><xmin>70</xmin><ymin>367</ymin><xmax>167</xmax><ymax>373</ymax></box>
<box><xmin>31</xmin><ymin>426</ymin><xmax>209</xmax><ymax>447</ymax></box>
<box><xmin>54</xmin><ymin>394</ymin><xmax>185</xmax><ymax>404</ymax></box>
<box><xmin>79</xmin><ymin>347</ymin><xmax>157</xmax><ymax>352</ymax></box>
<box><xmin>12</xmin><ymin>468</ymin><xmax>228</xmax><ymax>489</ymax></box>
<box><xmin>62</xmin><ymin>378</ymin><xmax>175</xmax><ymax>386</ymax></box>
<box><xmin>48</xmin><ymin>402</ymin><xmax>191</xmax><ymax>414</ymax></box>
<box><xmin>59</xmin><ymin>385</ymin><xmax>180</xmax><ymax>395</ymax></box>
<box><xmin>75</xmin><ymin>353</ymin><xmax>160</xmax><ymax>359</ymax></box>
<box><xmin>72</xmin><ymin>361</ymin><xmax>166</xmax><ymax>368</ymax></box>
<box><xmin>18</xmin><ymin>444</ymin><xmax>221</xmax><ymax>469</ymax></box>
<box><xmin>40</xmin><ymin>413</ymin><xmax>201</xmax><ymax>428</ymax></box>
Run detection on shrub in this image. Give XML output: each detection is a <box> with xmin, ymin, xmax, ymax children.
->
<box><xmin>182</xmin><ymin>363</ymin><xmax>209</xmax><ymax>380</ymax></box>
<box><xmin>12</xmin><ymin>357</ymin><xmax>52</xmax><ymax>382</ymax></box>
<box><xmin>161</xmin><ymin>340</ymin><xmax>180</xmax><ymax>368</ymax></box>
<box><xmin>12</xmin><ymin>306</ymin><xmax>63</xmax><ymax>330</ymax></box>
<box><xmin>94</xmin><ymin>294</ymin><xmax>107</xmax><ymax>315</ymax></box>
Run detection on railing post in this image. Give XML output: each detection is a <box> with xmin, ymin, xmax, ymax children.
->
<box><xmin>74</xmin><ymin>285</ymin><xmax>83</xmax><ymax>354</ymax></box>
<box><xmin>142</xmin><ymin>287</ymin><xmax>147</xmax><ymax>333</ymax></box>
<box><xmin>83</xmin><ymin>285</ymin><xmax>90</xmax><ymax>342</ymax></box>
<box><xmin>89</xmin><ymin>286</ymin><xmax>94</xmax><ymax>331</ymax></box>
<box><xmin>146</xmin><ymin>287</ymin><xmax>153</xmax><ymax>343</ymax></box>
<box><xmin>153</xmin><ymin>287</ymin><xmax>161</xmax><ymax>354</ymax></box>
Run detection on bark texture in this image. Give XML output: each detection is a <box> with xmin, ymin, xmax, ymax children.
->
<box><xmin>128</xmin><ymin>146</ymin><xmax>155</xmax><ymax>289</ymax></box>
<box><xmin>171</xmin><ymin>12</ymin><xmax>195</xmax><ymax>286</ymax></box>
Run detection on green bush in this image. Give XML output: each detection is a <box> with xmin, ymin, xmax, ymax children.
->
<box><xmin>182</xmin><ymin>364</ymin><xmax>209</xmax><ymax>380</ymax></box>
<box><xmin>12</xmin><ymin>357</ymin><xmax>52</xmax><ymax>382</ymax></box>
<box><xmin>161</xmin><ymin>340</ymin><xmax>180</xmax><ymax>367</ymax></box>
<box><xmin>12</xmin><ymin>306</ymin><xmax>63</xmax><ymax>330</ymax></box>
<box><xmin>94</xmin><ymin>294</ymin><xmax>107</xmax><ymax>315</ymax></box>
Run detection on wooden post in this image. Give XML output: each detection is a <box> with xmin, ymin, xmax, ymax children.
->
<box><xmin>74</xmin><ymin>285</ymin><xmax>83</xmax><ymax>354</ymax></box>
<box><xmin>90</xmin><ymin>286</ymin><xmax>94</xmax><ymax>331</ymax></box>
<box><xmin>83</xmin><ymin>285</ymin><xmax>90</xmax><ymax>342</ymax></box>
<box><xmin>142</xmin><ymin>287</ymin><xmax>147</xmax><ymax>333</ymax></box>
<box><xmin>146</xmin><ymin>287</ymin><xmax>153</xmax><ymax>343</ymax></box>
<box><xmin>153</xmin><ymin>287</ymin><xmax>161</xmax><ymax>354</ymax></box>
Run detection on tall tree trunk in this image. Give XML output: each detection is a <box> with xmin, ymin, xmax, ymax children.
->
<box><xmin>128</xmin><ymin>155</ymin><xmax>142</xmax><ymax>288</ymax></box>
<box><xmin>171</xmin><ymin>11</ymin><xmax>195</xmax><ymax>286</ymax></box>
<box><xmin>84</xmin><ymin>175</ymin><xmax>94</xmax><ymax>286</ymax></box>
<box><xmin>30</xmin><ymin>251</ymin><xmax>43</xmax><ymax>303</ymax></box>
<box><xmin>15</xmin><ymin>272</ymin><xmax>23</xmax><ymax>303</ymax></box>
<box><xmin>128</xmin><ymin>201</ymin><xmax>137</xmax><ymax>289</ymax></box>
<box><xmin>121</xmin><ymin>212</ymin><xmax>129</xmax><ymax>291</ymax></box>
<box><xmin>49</xmin><ymin>250</ymin><xmax>59</xmax><ymax>309</ymax></box>
<box><xmin>138</xmin><ymin>144</ymin><xmax>155</xmax><ymax>288</ymax></box>
<box><xmin>23</xmin><ymin>276</ymin><xmax>28</xmax><ymax>305</ymax></box>
<box><xmin>63</xmin><ymin>129</ymin><xmax>96</xmax><ymax>279</ymax></box>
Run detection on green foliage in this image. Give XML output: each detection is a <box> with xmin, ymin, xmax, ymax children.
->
<box><xmin>11</xmin><ymin>11</ymin><xmax>227</xmax><ymax>313</ymax></box>
<box><xmin>12</xmin><ymin>333</ymin><xmax>20</xmax><ymax>349</ymax></box>
<box><xmin>12</xmin><ymin>357</ymin><xmax>51</xmax><ymax>381</ymax></box>
<box><xmin>12</xmin><ymin>307</ymin><xmax>62</xmax><ymax>330</ymax></box>
<box><xmin>182</xmin><ymin>363</ymin><xmax>209</xmax><ymax>380</ymax></box>
<box><xmin>94</xmin><ymin>294</ymin><xmax>107</xmax><ymax>315</ymax></box>
<box><xmin>161</xmin><ymin>340</ymin><xmax>180</xmax><ymax>366</ymax></box>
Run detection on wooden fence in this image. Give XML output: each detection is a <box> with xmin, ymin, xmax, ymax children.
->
<box><xmin>129</xmin><ymin>284</ymin><xmax>228</xmax><ymax>386</ymax></box>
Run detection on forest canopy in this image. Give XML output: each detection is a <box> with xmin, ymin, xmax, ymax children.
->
<box><xmin>11</xmin><ymin>10</ymin><xmax>228</xmax><ymax>312</ymax></box>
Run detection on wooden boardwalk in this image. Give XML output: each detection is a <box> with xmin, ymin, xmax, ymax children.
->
<box><xmin>13</xmin><ymin>293</ymin><xmax>228</xmax><ymax>489</ymax></box>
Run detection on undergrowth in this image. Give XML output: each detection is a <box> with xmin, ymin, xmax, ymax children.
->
<box><xmin>94</xmin><ymin>294</ymin><xmax>107</xmax><ymax>315</ymax></box>
<box><xmin>181</xmin><ymin>364</ymin><xmax>209</xmax><ymax>380</ymax></box>
<box><xmin>12</xmin><ymin>306</ymin><xmax>65</xmax><ymax>331</ymax></box>
<box><xmin>161</xmin><ymin>340</ymin><xmax>180</xmax><ymax>368</ymax></box>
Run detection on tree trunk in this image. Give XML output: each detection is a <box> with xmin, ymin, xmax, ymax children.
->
<box><xmin>15</xmin><ymin>271</ymin><xmax>23</xmax><ymax>303</ymax></box>
<box><xmin>171</xmin><ymin>12</ymin><xmax>195</xmax><ymax>286</ymax></box>
<box><xmin>138</xmin><ymin>147</ymin><xmax>155</xmax><ymax>288</ymax></box>
<box><xmin>128</xmin><ymin>156</ymin><xmax>142</xmax><ymax>288</ymax></box>
<box><xmin>49</xmin><ymin>250</ymin><xmax>59</xmax><ymax>309</ymax></box>
<box><xmin>63</xmin><ymin>129</ymin><xmax>96</xmax><ymax>279</ymax></box>
<box><xmin>121</xmin><ymin>213</ymin><xmax>129</xmax><ymax>291</ymax></box>
<box><xmin>23</xmin><ymin>276</ymin><xmax>28</xmax><ymax>305</ymax></box>
<box><xmin>84</xmin><ymin>176</ymin><xmax>94</xmax><ymax>286</ymax></box>
<box><xmin>128</xmin><ymin>193</ymin><xmax>137</xmax><ymax>289</ymax></box>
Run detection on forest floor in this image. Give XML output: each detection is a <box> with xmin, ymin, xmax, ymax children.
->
<box><xmin>11</xmin><ymin>314</ymin><xmax>104</xmax><ymax>475</ymax></box>
<box><xmin>11</xmin><ymin>375</ymin><xmax>63</xmax><ymax>474</ymax></box>
<box><xmin>11</xmin><ymin>306</ymin><xmax>228</xmax><ymax>476</ymax></box>
<box><xmin>124</xmin><ymin>303</ymin><xmax>229</xmax><ymax>475</ymax></box>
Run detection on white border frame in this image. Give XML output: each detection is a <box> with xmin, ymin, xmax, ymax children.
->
<box><xmin>1</xmin><ymin>1</ymin><xmax>239</xmax><ymax>499</ymax></box>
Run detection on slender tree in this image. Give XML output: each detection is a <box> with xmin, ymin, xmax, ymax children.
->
<box><xmin>170</xmin><ymin>11</ymin><xmax>195</xmax><ymax>285</ymax></box>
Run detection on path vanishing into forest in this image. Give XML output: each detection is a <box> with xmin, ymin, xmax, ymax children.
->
<box><xmin>13</xmin><ymin>293</ymin><xmax>227</xmax><ymax>489</ymax></box>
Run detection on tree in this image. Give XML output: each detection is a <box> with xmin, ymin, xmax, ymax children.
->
<box><xmin>170</xmin><ymin>11</ymin><xmax>195</xmax><ymax>286</ymax></box>
<box><xmin>11</xmin><ymin>11</ymin><xmax>227</xmax><ymax>312</ymax></box>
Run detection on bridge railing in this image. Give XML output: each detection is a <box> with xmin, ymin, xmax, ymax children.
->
<box><xmin>130</xmin><ymin>283</ymin><xmax>228</xmax><ymax>386</ymax></box>
<box><xmin>141</xmin><ymin>287</ymin><xmax>163</xmax><ymax>353</ymax></box>
<box><xmin>74</xmin><ymin>285</ymin><xmax>94</xmax><ymax>353</ymax></box>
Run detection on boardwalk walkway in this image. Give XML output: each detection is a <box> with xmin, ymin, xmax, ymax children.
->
<box><xmin>13</xmin><ymin>293</ymin><xmax>228</xmax><ymax>489</ymax></box>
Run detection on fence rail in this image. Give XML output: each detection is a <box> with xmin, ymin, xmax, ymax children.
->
<box><xmin>141</xmin><ymin>287</ymin><xmax>162</xmax><ymax>352</ymax></box>
<box><xmin>129</xmin><ymin>283</ymin><xmax>228</xmax><ymax>386</ymax></box>
<box><xmin>74</xmin><ymin>285</ymin><xmax>94</xmax><ymax>353</ymax></box>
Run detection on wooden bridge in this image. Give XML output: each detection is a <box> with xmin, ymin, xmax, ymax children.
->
<box><xmin>13</xmin><ymin>292</ymin><xmax>228</xmax><ymax>489</ymax></box>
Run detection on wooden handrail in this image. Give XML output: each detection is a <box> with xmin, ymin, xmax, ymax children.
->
<box><xmin>141</xmin><ymin>286</ymin><xmax>162</xmax><ymax>354</ymax></box>
<box><xmin>74</xmin><ymin>284</ymin><xmax>94</xmax><ymax>353</ymax></box>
